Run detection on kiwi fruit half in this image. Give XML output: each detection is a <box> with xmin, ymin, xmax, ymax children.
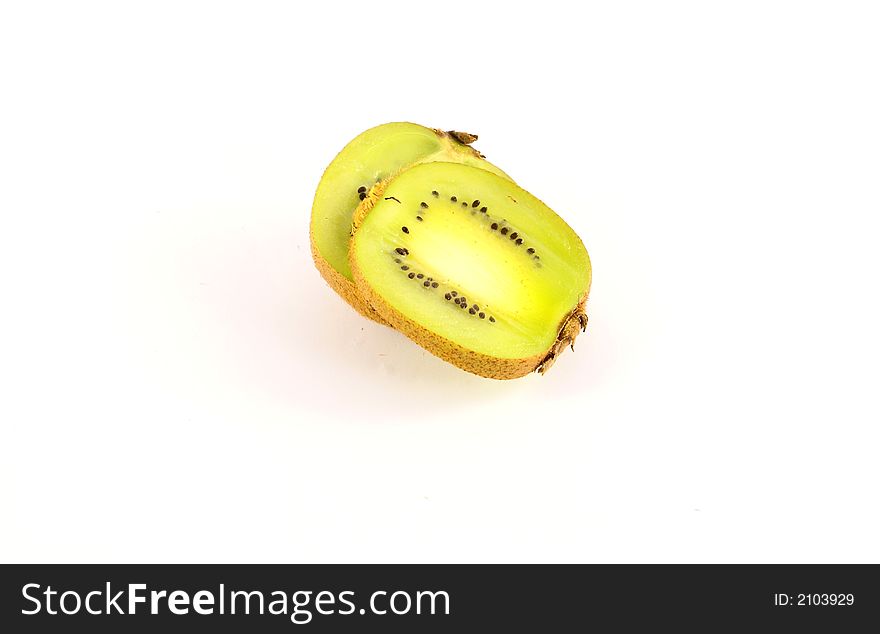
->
<box><xmin>310</xmin><ymin>122</ymin><xmax>510</xmax><ymax>322</ymax></box>
<box><xmin>350</xmin><ymin>162</ymin><xmax>591</xmax><ymax>379</ymax></box>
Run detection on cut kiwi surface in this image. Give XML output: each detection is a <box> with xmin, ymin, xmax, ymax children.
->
<box><xmin>310</xmin><ymin>122</ymin><xmax>509</xmax><ymax>321</ymax></box>
<box><xmin>350</xmin><ymin>162</ymin><xmax>591</xmax><ymax>379</ymax></box>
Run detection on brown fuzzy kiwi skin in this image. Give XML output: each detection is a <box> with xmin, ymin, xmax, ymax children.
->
<box><xmin>349</xmin><ymin>179</ymin><xmax>591</xmax><ymax>380</ymax></box>
<box><xmin>309</xmin><ymin>225</ymin><xmax>387</xmax><ymax>324</ymax></box>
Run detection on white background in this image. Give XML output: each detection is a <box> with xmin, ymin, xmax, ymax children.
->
<box><xmin>1</xmin><ymin>1</ymin><xmax>878</xmax><ymax>563</ymax></box>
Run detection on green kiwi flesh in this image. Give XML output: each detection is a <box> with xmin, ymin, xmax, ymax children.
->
<box><xmin>310</xmin><ymin>122</ymin><xmax>509</xmax><ymax>319</ymax></box>
<box><xmin>350</xmin><ymin>162</ymin><xmax>591</xmax><ymax>378</ymax></box>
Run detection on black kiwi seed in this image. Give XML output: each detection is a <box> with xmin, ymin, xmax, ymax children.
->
<box><xmin>479</xmin><ymin>312</ymin><xmax>485</xmax><ymax>319</ymax></box>
<box><xmin>359</xmin><ymin>193</ymin><xmax>366</xmax><ymax>200</ymax></box>
<box><xmin>396</xmin><ymin>247</ymin><xmax>408</xmax><ymax>255</ymax></box>
<box><xmin>357</xmin><ymin>186</ymin><xmax>366</xmax><ymax>193</ymax></box>
<box><xmin>515</xmin><ymin>238</ymin><xmax>523</xmax><ymax>245</ymax></box>
<box><xmin>423</xmin><ymin>281</ymin><xmax>430</xmax><ymax>287</ymax></box>
<box><xmin>461</xmin><ymin>202</ymin><xmax>468</xmax><ymax>207</ymax></box>
<box><xmin>473</xmin><ymin>304</ymin><xmax>480</xmax><ymax>311</ymax></box>
<box><xmin>491</xmin><ymin>223</ymin><xmax>498</xmax><ymax>230</ymax></box>
<box><xmin>472</xmin><ymin>200</ymin><xmax>480</xmax><ymax>207</ymax></box>
<box><xmin>420</xmin><ymin>202</ymin><xmax>428</xmax><ymax>208</ymax></box>
<box><xmin>451</xmin><ymin>196</ymin><xmax>457</xmax><ymax>202</ymax></box>
<box><xmin>469</xmin><ymin>307</ymin><xmax>476</xmax><ymax>315</ymax></box>
<box><xmin>510</xmin><ymin>232</ymin><xmax>518</xmax><ymax>240</ymax></box>
<box><xmin>527</xmin><ymin>247</ymin><xmax>535</xmax><ymax>254</ymax></box>
<box><xmin>402</xmin><ymin>226</ymin><xmax>409</xmax><ymax>233</ymax></box>
<box><xmin>408</xmin><ymin>272</ymin><xmax>415</xmax><ymax>279</ymax></box>
<box><xmin>500</xmin><ymin>227</ymin><xmax>509</xmax><ymax>235</ymax></box>
<box><xmin>454</xmin><ymin>297</ymin><xmax>461</xmax><ymax>304</ymax></box>
<box><xmin>489</xmin><ymin>316</ymin><xmax>495</xmax><ymax>322</ymax></box>
<box><xmin>431</xmin><ymin>282</ymin><xmax>438</xmax><ymax>288</ymax></box>
<box><xmin>401</xmin><ymin>265</ymin><xmax>409</xmax><ymax>270</ymax></box>
<box><xmin>417</xmin><ymin>273</ymin><xmax>424</xmax><ymax>279</ymax></box>
<box><xmin>426</xmin><ymin>277</ymin><xmax>433</xmax><ymax>281</ymax></box>
<box><xmin>445</xmin><ymin>293</ymin><xmax>451</xmax><ymax>300</ymax></box>
<box><xmin>480</xmin><ymin>206</ymin><xmax>487</xmax><ymax>213</ymax></box>
<box><xmin>394</xmin><ymin>258</ymin><xmax>401</xmax><ymax>263</ymax></box>
<box><xmin>431</xmin><ymin>190</ymin><xmax>439</xmax><ymax>197</ymax></box>
<box><xmin>451</xmin><ymin>291</ymin><xmax>458</xmax><ymax>297</ymax></box>
<box><xmin>460</xmin><ymin>297</ymin><xmax>467</xmax><ymax>303</ymax></box>
<box><xmin>416</xmin><ymin>216</ymin><xmax>423</xmax><ymax>221</ymax></box>
<box><xmin>461</xmin><ymin>302</ymin><xmax>467</xmax><ymax>309</ymax></box>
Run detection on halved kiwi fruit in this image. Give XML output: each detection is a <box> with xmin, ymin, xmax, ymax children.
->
<box><xmin>310</xmin><ymin>122</ymin><xmax>510</xmax><ymax>322</ymax></box>
<box><xmin>350</xmin><ymin>162</ymin><xmax>591</xmax><ymax>379</ymax></box>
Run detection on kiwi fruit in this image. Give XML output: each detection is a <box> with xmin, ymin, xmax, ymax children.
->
<box><xmin>350</xmin><ymin>162</ymin><xmax>591</xmax><ymax>379</ymax></box>
<box><xmin>310</xmin><ymin>122</ymin><xmax>510</xmax><ymax>322</ymax></box>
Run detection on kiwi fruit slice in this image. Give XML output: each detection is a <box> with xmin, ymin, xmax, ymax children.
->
<box><xmin>350</xmin><ymin>162</ymin><xmax>591</xmax><ymax>379</ymax></box>
<box><xmin>310</xmin><ymin>122</ymin><xmax>510</xmax><ymax>322</ymax></box>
